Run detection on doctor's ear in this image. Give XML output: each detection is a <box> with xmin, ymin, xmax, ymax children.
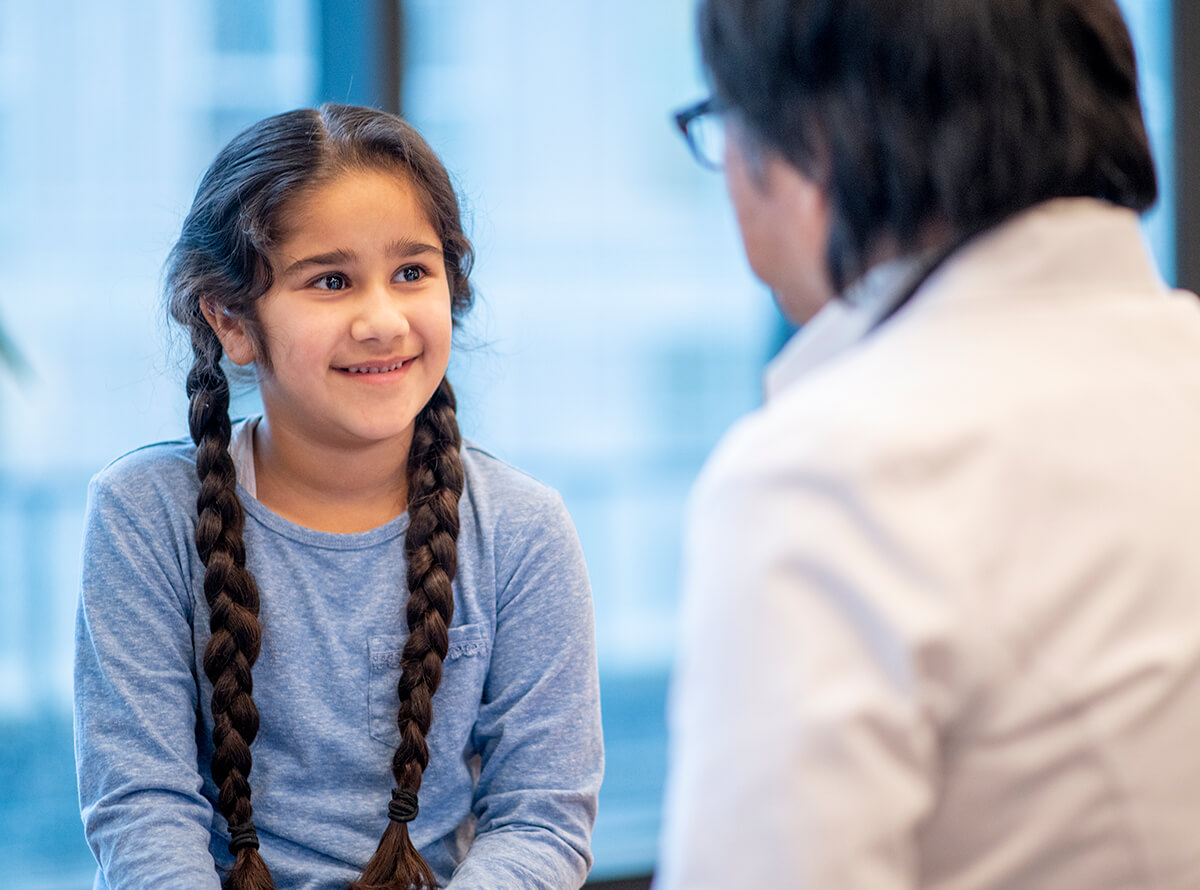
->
<box><xmin>199</xmin><ymin>300</ymin><xmax>257</xmax><ymax>366</ymax></box>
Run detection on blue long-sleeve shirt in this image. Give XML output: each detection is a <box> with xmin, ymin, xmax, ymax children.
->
<box><xmin>75</xmin><ymin>430</ymin><xmax>603</xmax><ymax>889</ymax></box>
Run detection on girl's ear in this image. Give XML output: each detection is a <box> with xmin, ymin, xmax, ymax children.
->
<box><xmin>200</xmin><ymin>300</ymin><xmax>257</xmax><ymax>366</ymax></box>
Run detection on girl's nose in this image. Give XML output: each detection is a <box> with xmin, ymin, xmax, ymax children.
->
<box><xmin>349</xmin><ymin>282</ymin><xmax>411</xmax><ymax>342</ymax></box>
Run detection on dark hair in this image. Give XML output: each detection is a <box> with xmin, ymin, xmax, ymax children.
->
<box><xmin>165</xmin><ymin>104</ymin><xmax>472</xmax><ymax>890</ymax></box>
<box><xmin>698</xmin><ymin>0</ymin><xmax>1158</xmax><ymax>291</ymax></box>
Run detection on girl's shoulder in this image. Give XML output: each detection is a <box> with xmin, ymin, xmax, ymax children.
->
<box><xmin>461</xmin><ymin>440</ymin><xmax>554</xmax><ymax>495</ymax></box>
<box><xmin>93</xmin><ymin>434</ymin><xmax>197</xmax><ymax>480</ymax></box>
<box><xmin>459</xmin><ymin>440</ymin><xmax>574</xmax><ymax>533</ymax></box>
<box><xmin>83</xmin><ymin>438</ymin><xmax>205</xmax><ymax>582</ymax></box>
<box><xmin>88</xmin><ymin>436</ymin><xmax>200</xmax><ymax>516</ymax></box>
<box><xmin>91</xmin><ymin>417</ymin><xmax>258</xmax><ymax>506</ymax></box>
<box><xmin>458</xmin><ymin>441</ymin><xmax>587</xmax><ymax>597</ymax></box>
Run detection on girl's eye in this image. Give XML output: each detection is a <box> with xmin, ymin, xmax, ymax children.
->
<box><xmin>314</xmin><ymin>273</ymin><xmax>347</xmax><ymax>290</ymax></box>
<box><xmin>398</xmin><ymin>266</ymin><xmax>425</xmax><ymax>283</ymax></box>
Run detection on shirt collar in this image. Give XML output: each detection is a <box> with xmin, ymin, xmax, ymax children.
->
<box><xmin>764</xmin><ymin>253</ymin><xmax>925</xmax><ymax>400</ymax></box>
<box><xmin>763</xmin><ymin>198</ymin><xmax>1163</xmax><ymax>402</ymax></box>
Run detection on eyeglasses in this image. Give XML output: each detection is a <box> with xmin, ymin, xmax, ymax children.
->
<box><xmin>673</xmin><ymin>97</ymin><xmax>726</xmax><ymax>171</ymax></box>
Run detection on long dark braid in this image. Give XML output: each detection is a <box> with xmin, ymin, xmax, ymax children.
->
<box><xmin>351</xmin><ymin>378</ymin><xmax>464</xmax><ymax>890</ymax></box>
<box><xmin>187</xmin><ymin>325</ymin><xmax>275</xmax><ymax>890</ymax></box>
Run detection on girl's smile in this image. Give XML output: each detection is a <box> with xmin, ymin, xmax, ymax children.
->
<box><xmin>337</xmin><ymin>356</ymin><xmax>418</xmax><ymax>376</ymax></box>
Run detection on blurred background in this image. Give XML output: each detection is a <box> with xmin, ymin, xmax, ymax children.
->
<box><xmin>0</xmin><ymin>0</ymin><xmax>1180</xmax><ymax>886</ymax></box>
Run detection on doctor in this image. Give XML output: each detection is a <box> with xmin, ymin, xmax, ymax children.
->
<box><xmin>657</xmin><ymin>1</ymin><xmax>1200</xmax><ymax>888</ymax></box>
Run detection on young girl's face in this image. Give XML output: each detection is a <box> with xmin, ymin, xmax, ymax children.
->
<box><xmin>218</xmin><ymin>167</ymin><xmax>453</xmax><ymax>455</ymax></box>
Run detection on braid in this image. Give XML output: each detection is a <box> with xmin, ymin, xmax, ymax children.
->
<box><xmin>189</xmin><ymin>330</ymin><xmax>276</xmax><ymax>890</ymax></box>
<box><xmin>350</xmin><ymin>378</ymin><xmax>464</xmax><ymax>890</ymax></box>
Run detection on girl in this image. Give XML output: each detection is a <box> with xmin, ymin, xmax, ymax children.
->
<box><xmin>75</xmin><ymin>104</ymin><xmax>603</xmax><ymax>890</ymax></box>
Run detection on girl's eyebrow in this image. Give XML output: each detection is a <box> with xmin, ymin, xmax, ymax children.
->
<box><xmin>282</xmin><ymin>248</ymin><xmax>356</xmax><ymax>277</ymax></box>
<box><xmin>386</xmin><ymin>238</ymin><xmax>444</xmax><ymax>259</ymax></box>
<box><xmin>281</xmin><ymin>240</ymin><xmax>443</xmax><ymax>277</ymax></box>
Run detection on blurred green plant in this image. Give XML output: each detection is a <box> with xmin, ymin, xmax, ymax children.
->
<box><xmin>0</xmin><ymin>317</ymin><xmax>27</xmax><ymax>377</ymax></box>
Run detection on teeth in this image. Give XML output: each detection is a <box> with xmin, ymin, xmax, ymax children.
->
<box><xmin>346</xmin><ymin>361</ymin><xmax>405</xmax><ymax>374</ymax></box>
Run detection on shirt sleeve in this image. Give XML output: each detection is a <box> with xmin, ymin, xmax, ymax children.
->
<box><xmin>655</xmin><ymin>425</ymin><xmax>956</xmax><ymax>890</ymax></box>
<box><xmin>74</xmin><ymin>469</ymin><xmax>223</xmax><ymax>890</ymax></box>
<box><xmin>447</xmin><ymin>492</ymin><xmax>604</xmax><ymax>889</ymax></box>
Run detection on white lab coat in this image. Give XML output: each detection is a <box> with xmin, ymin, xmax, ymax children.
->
<box><xmin>657</xmin><ymin>199</ymin><xmax>1200</xmax><ymax>889</ymax></box>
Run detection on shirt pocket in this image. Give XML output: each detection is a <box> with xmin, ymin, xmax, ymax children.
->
<box><xmin>368</xmin><ymin>622</ymin><xmax>492</xmax><ymax>746</ymax></box>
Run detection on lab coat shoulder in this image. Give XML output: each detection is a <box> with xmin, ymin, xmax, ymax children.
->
<box><xmin>668</xmin><ymin>329</ymin><xmax>1001</xmax><ymax>890</ymax></box>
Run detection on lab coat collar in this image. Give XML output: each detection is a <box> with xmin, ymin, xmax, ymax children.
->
<box><xmin>763</xmin><ymin>253</ymin><xmax>923</xmax><ymax>400</ymax></box>
<box><xmin>763</xmin><ymin>198</ymin><xmax>1163</xmax><ymax>402</ymax></box>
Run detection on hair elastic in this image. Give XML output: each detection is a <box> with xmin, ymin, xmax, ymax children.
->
<box><xmin>388</xmin><ymin>788</ymin><xmax>420</xmax><ymax>823</ymax></box>
<box><xmin>228</xmin><ymin>821</ymin><xmax>260</xmax><ymax>853</ymax></box>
